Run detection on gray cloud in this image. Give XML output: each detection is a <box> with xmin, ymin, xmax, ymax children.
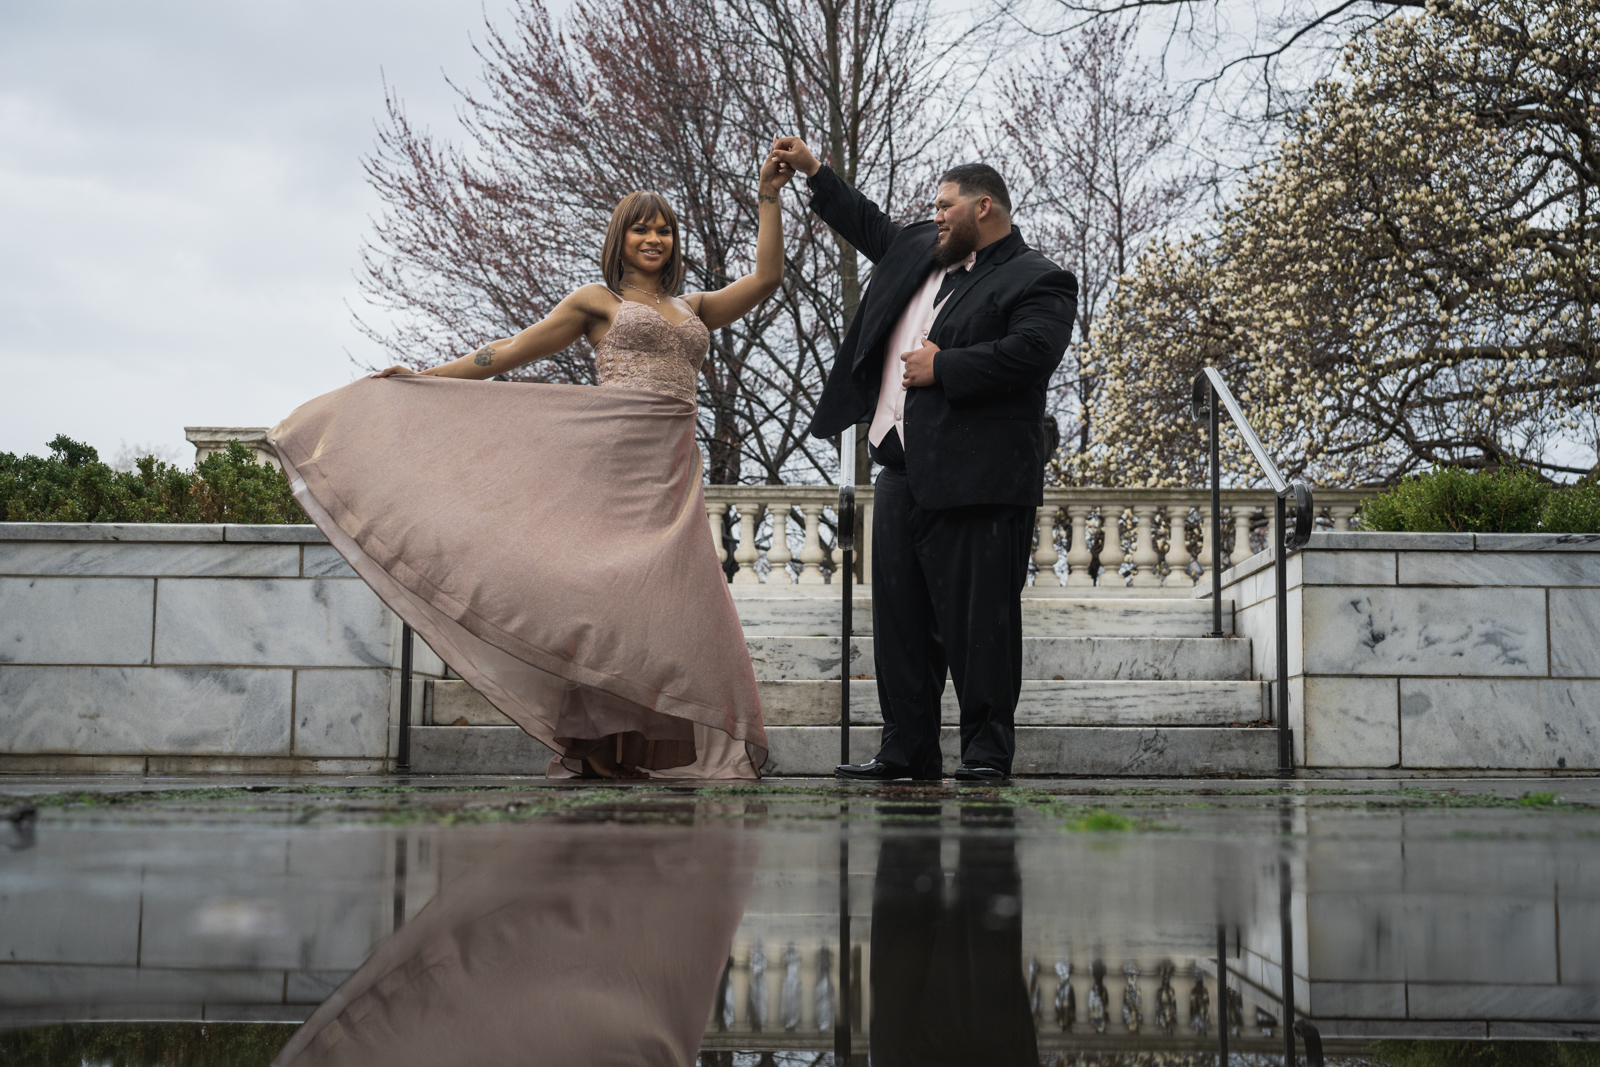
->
<box><xmin>0</xmin><ymin>0</ymin><xmax>508</xmax><ymax>462</ymax></box>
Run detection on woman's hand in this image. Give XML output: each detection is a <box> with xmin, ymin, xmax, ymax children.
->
<box><xmin>760</xmin><ymin>152</ymin><xmax>795</xmax><ymax>192</ymax></box>
<box><xmin>371</xmin><ymin>365</ymin><xmax>419</xmax><ymax>378</ymax></box>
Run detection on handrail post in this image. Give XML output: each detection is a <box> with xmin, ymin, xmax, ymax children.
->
<box><xmin>1275</xmin><ymin>496</ymin><xmax>1291</xmax><ymax>777</ymax></box>
<box><xmin>1208</xmin><ymin>386</ymin><xmax>1224</xmax><ymax>637</ymax></box>
<box><xmin>839</xmin><ymin>486</ymin><xmax>855</xmax><ymax>767</ymax></box>
<box><xmin>397</xmin><ymin>621</ymin><xmax>413</xmax><ymax>774</ymax></box>
<box><xmin>837</xmin><ymin>426</ymin><xmax>857</xmax><ymax>770</ymax></box>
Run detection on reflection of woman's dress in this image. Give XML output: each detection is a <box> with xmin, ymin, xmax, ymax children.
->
<box><xmin>271</xmin><ymin>820</ymin><xmax>757</xmax><ymax>1066</ymax></box>
<box><xmin>269</xmin><ymin>300</ymin><xmax>766</xmax><ymax>778</ymax></box>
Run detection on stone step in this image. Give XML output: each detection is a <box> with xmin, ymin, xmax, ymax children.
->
<box><xmin>756</xmin><ymin>678</ymin><xmax>1264</xmax><ymax>726</ymax></box>
<box><xmin>407</xmin><ymin>723</ymin><xmax>1277</xmax><ymax>777</ymax></box>
<box><xmin>746</xmin><ymin>635</ymin><xmax>1252</xmax><ymax>681</ymax></box>
<box><xmin>428</xmin><ymin>677</ymin><xmax>1263</xmax><ymax>728</ymax></box>
<box><xmin>735</xmin><ymin>597</ymin><xmax>1233</xmax><ymax>638</ymax></box>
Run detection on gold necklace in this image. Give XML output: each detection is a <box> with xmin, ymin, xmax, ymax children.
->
<box><xmin>622</xmin><ymin>282</ymin><xmax>663</xmax><ymax>306</ymax></box>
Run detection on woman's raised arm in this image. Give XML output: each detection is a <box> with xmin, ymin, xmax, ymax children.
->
<box><xmin>373</xmin><ymin>288</ymin><xmax>606</xmax><ymax>379</ymax></box>
<box><xmin>690</xmin><ymin>155</ymin><xmax>793</xmax><ymax>331</ymax></box>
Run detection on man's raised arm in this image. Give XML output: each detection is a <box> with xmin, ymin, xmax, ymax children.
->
<box><xmin>770</xmin><ymin>136</ymin><xmax>902</xmax><ymax>264</ymax></box>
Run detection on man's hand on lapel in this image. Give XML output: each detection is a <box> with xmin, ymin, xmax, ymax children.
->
<box><xmin>901</xmin><ymin>338</ymin><xmax>940</xmax><ymax>388</ymax></box>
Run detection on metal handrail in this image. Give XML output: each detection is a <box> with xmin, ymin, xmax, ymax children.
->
<box><xmin>837</xmin><ymin>430</ymin><xmax>858</xmax><ymax>770</ymax></box>
<box><xmin>1191</xmin><ymin>368</ymin><xmax>1315</xmax><ymax>777</ymax></box>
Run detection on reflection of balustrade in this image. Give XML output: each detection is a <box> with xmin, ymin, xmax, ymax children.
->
<box><xmin>705</xmin><ymin>944</ymin><xmax>1296</xmax><ymax>1049</ymax></box>
<box><xmin>702</xmin><ymin>486</ymin><xmax>1377</xmax><ymax>591</ymax></box>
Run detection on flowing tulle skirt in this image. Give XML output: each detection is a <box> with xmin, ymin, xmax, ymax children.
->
<box><xmin>269</xmin><ymin>375</ymin><xmax>766</xmax><ymax>778</ymax></box>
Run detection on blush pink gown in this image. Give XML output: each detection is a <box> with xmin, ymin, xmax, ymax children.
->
<box><xmin>269</xmin><ymin>301</ymin><xmax>766</xmax><ymax>778</ymax></box>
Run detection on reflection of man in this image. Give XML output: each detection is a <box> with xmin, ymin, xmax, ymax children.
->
<box><xmin>869</xmin><ymin>807</ymin><xmax>1038</xmax><ymax>1064</ymax></box>
<box><xmin>771</xmin><ymin>136</ymin><xmax>1077</xmax><ymax>783</ymax></box>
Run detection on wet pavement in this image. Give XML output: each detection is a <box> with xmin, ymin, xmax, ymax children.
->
<box><xmin>2</xmin><ymin>775</ymin><xmax>1599</xmax><ymax>1065</ymax></box>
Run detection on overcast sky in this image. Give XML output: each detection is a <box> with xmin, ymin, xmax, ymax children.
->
<box><xmin>0</xmin><ymin>1</ymin><xmax>512</xmax><ymax>464</ymax></box>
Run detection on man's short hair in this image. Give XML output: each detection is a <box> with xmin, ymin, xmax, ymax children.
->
<box><xmin>938</xmin><ymin>163</ymin><xmax>1011</xmax><ymax>215</ymax></box>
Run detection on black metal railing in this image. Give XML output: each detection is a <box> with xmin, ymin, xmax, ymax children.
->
<box><xmin>398</xmin><ymin>622</ymin><xmax>413</xmax><ymax>774</ymax></box>
<box><xmin>837</xmin><ymin>431</ymin><xmax>858</xmax><ymax>769</ymax></box>
<box><xmin>1191</xmin><ymin>369</ymin><xmax>1315</xmax><ymax>776</ymax></box>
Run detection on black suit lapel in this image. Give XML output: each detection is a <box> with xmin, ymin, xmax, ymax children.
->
<box><xmin>853</xmin><ymin>236</ymin><xmax>939</xmax><ymax>372</ymax></box>
<box><xmin>928</xmin><ymin>258</ymin><xmax>1000</xmax><ymax>339</ymax></box>
<box><xmin>929</xmin><ymin>229</ymin><xmax>1028</xmax><ymax>339</ymax></box>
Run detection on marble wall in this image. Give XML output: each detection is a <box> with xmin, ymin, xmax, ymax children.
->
<box><xmin>0</xmin><ymin>523</ymin><xmax>443</xmax><ymax>773</ymax></box>
<box><xmin>1219</xmin><ymin>532</ymin><xmax>1600</xmax><ymax>773</ymax></box>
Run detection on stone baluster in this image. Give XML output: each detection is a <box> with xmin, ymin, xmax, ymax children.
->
<box><xmin>1195</xmin><ymin>504</ymin><xmax>1213</xmax><ymax>584</ymax></box>
<box><xmin>1229</xmin><ymin>508</ymin><xmax>1254</xmax><ymax>568</ymax></box>
<box><xmin>1331</xmin><ymin>503</ymin><xmax>1358</xmax><ymax>531</ymax></box>
<box><xmin>796</xmin><ymin>503</ymin><xmax>826</xmax><ymax>585</ymax></box>
<box><xmin>1064</xmin><ymin>504</ymin><xmax>1096</xmax><ymax>587</ymax></box>
<box><xmin>732</xmin><ymin>506</ymin><xmax>761</xmax><ymax>584</ymax></box>
<box><xmin>706</xmin><ymin>501</ymin><xmax>729</xmax><ymax>569</ymax></box>
<box><xmin>767</xmin><ymin>500</ymin><xmax>793</xmax><ymax>586</ymax></box>
<box><xmin>1129</xmin><ymin>503</ymin><xmax>1162</xmax><ymax>587</ymax></box>
<box><xmin>1033</xmin><ymin>506</ymin><xmax>1061</xmax><ymax>587</ymax></box>
<box><xmin>1168</xmin><ymin>506</ymin><xmax>1194</xmax><ymax>586</ymax></box>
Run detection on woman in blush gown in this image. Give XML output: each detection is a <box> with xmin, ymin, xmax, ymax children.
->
<box><xmin>269</xmin><ymin>155</ymin><xmax>796</xmax><ymax>779</ymax></box>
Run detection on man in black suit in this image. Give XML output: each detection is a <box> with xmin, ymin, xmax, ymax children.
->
<box><xmin>770</xmin><ymin>137</ymin><xmax>1078</xmax><ymax>782</ymax></box>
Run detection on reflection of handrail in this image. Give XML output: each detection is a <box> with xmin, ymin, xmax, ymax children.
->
<box><xmin>1192</xmin><ymin>369</ymin><xmax>1316</xmax><ymax>776</ymax></box>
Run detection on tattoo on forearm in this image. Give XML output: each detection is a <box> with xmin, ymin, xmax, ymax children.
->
<box><xmin>758</xmin><ymin>194</ymin><xmax>778</xmax><ymax>204</ymax></box>
<box><xmin>473</xmin><ymin>346</ymin><xmax>495</xmax><ymax>366</ymax></box>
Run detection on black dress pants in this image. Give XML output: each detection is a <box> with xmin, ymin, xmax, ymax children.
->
<box><xmin>869</xmin><ymin>808</ymin><xmax>1038</xmax><ymax>1065</ymax></box>
<box><xmin>869</xmin><ymin>464</ymin><xmax>1034</xmax><ymax>776</ymax></box>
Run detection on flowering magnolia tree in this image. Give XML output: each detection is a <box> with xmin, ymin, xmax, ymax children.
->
<box><xmin>1071</xmin><ymin>0</ymin><xmax>1599</xmax><ymax>488</ymax></box>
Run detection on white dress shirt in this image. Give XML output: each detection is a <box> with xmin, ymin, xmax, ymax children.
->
<box><xmin>867</xmin><ymin>251</ymin><xmax>977</xmax><ymax>448</ymax></box>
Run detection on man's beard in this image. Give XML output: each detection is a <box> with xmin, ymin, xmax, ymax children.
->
<box><xmin>932</xmin><ymin>207</ymin><xmax>980</xmax><ymax>268</ymax></box>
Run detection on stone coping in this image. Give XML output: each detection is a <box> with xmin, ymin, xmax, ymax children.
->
<box><xmin>1197</xmin><ymin>530</ymin><xmax>1600</xmax><ymax>594</ymax></box>
<box><xmin>0</xmin><ymin>522</ymin><xmax>328</xmax><ymax>543</ymax></box>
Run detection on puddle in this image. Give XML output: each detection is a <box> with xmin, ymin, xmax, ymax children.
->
<box><xmin>1</xmin><ymin>780</ymin><xmax>1597</xmax><ymax>1064</ymax></box>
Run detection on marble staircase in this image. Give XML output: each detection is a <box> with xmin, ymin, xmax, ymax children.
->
<box><xmin>412</xmin><ymin>589</ymin><xmax>1276</xmax><ymax>776</ymax></box>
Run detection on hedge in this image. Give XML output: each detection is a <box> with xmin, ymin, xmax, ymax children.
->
<box><xmin>1359</xmin><ymin>466</ymin><xmax>1600</xmax><ymax>534</ymax></box>
<box><xmin>0</xmin><ymin>436</ymin><xmax>305</xmax><ymax>524</ymax></box>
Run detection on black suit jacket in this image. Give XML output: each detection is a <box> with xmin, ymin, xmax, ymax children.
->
<box><xmin>805</xmin><ymin>165</ymin><xmax>1078</xmax><ymax>510</ymax></box>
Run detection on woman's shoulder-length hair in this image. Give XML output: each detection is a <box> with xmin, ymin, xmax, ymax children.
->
<box><xmin>600</xmin><ymin>191</ymin><xmax>685</xmax><ymax>296</ymax></box>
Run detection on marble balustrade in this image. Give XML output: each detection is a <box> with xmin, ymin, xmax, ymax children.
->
<box><xmin>703</xmin><ymin>486</ymin><xmax>1379</xmax><ymax>594</ymax></box>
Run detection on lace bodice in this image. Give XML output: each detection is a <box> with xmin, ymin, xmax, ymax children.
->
<box><xmin>593</xmin><ymin>300</ymin><xmax>709</xmax><ymax>403</ymax></box>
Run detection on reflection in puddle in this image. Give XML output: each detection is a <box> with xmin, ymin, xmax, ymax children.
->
<box><xmin>277</xmin><ymin>820</ymin><xmax>757</xmax><ymax>1065</ymax></box>
<box><xmin>0</xmin><ymin>784</ymin><xmax>1597</xmax><ymax>1064</ymax></box>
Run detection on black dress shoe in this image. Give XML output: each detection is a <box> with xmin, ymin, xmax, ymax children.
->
<box><xmin>953</xmin><ymin>762</ymin><xmax>1009</xmax><ymax>783</ymax></box>
<box><xmin>835</xmin><ymin>759</ymin><xmax>913</xmax><ymax>781</ymax></box>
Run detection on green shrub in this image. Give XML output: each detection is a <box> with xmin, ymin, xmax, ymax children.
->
<box><xmin>1356</xmin><ymin>466</ymin><xmax>1549</xmax><ymax>533</ymax></box>
<box><xmin>0</xmin><ymin>1022</ymin><xmax>293</xmax><ymax>1067</ymax></box>
<box><xmin>1372</xmin><ymin>1039</ymin><xmax>1600</xmax><ymax>1067</ymax></box>
<box><xmin>0</xmin><ymin>436</ymin><xmax>305</xmax><ymax>524</ymax></box>
<box><xmin>1540</xmin><ymin>480</ymin><xmax>1600</xmax><ymax>534</ymax></box>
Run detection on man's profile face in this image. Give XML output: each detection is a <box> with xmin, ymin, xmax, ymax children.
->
<box><xmin>932</xmin><ymin>181</ymin><xmax>983</xmax><ymax>268</ymax></box>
